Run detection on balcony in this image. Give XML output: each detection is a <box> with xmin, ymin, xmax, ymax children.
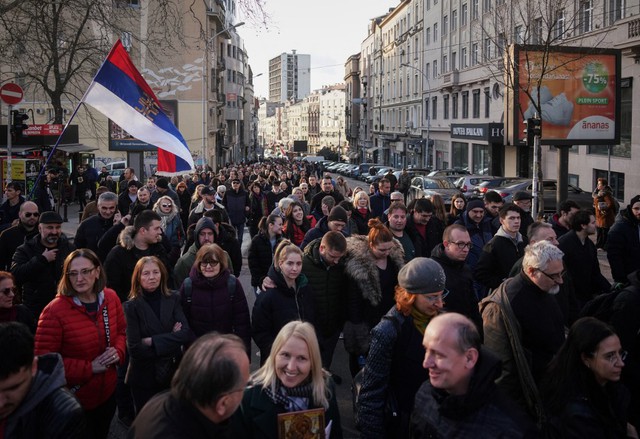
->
<box><xmin>442</xmin><ymin>70</ymin><xmax>459</xmax><ymax>86</ymax></box>
<box><xmin>206</xmin><ymin>1</ymin><xmax>225</xmax><ymax>27</ymax></box>
<box><xmin>613</xmin><ymin>15</ymin><xmax>640</xmax><ymax>57</ymax></box>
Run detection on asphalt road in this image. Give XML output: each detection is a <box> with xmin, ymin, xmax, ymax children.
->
<box><xmin>58</xmin><ymin>172</ymin><xmax>610</xmax><ymax>438</ymax></box>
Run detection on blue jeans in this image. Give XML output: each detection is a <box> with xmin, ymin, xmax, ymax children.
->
<box><xmin>234</xmin><ymin>222</ymin><xmax>245</xmax><ymax>244</ymax></box>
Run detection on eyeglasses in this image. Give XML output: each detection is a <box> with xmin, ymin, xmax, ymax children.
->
<box><xmin>1</xmin><ymin>287</ymin><xmax>15</xmax><ymax>296</ymax></box>
<box><xmin>200</xmin><ymin>260</ymin><xmax>220</xmax><ymax>268</ymax></box>
<box><xmin>600</xmin><ymin>350</ymin><xmax>628</xmax><ymax>364</ymax></box>
<box><xmin>424</xmin><ymin>289</ymin><xmax>450</xmax><ymax>303</ymax></box>
<box><xmin>23</xmin><ymin>212</ymin><xmax>40</xmax><ymax>218</ymax></box>
<box><xmin>161</xmin><ymin>204</ymin><xmax>172</xmax><ymax>208</ymax></box>
<box><xmin>450</xmin><ymin>241</ymin><xmax>473</xmax><ymax>250</ymax></box>
<box><xmin>67</xmin><ymin>267</ymin><xmax>96</xmax><ymax>279</ymax></box>
<box><xmin>538</xmin><ymin>269</ymin><xmax>566</xmax><ymax>283</ymax></box>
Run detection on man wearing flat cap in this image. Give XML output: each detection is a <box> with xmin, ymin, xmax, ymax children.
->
<box><xmin>11</xmin><ymin>211</ymin><xmax>75</xmax><ymax>323</ymax></box>
<box><xmin>356</xmin><ymin>257</ymin><xmax>447</xmax><ymax>439</ymax></box>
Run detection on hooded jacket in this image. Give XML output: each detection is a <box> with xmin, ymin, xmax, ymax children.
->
<box><xmin>174</xmin><ymin>218</ymin><xmax>215</xmax><ymax>287</ymax></box>
<box><xmin>410</xmin><ymin>347</ymin><xmax>535</xmax><ymax>438</ymax></box>
<box><xmin>11</xmin><ymin>233</ymin><xmax>75</xmax><ymax>319</ymax></box>
<box><xmin>251</xmin><ymin>265</ymin><xmax>315</xmax><ymax>360</ymax></box>
<box><xmin>3</xmin><ymin>353</ymin><xmax>86</xmax><ymax>438</ymax></box>
<box><xmin>606</xmin><ymin>206</ymin><xmax>640</xmax><ymax>283</ymax></box>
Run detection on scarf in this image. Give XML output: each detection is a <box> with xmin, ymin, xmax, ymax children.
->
<box><xmin>265</xmin><ymin>379</ymin><xmax>314</xmax><ymax>412</ymax></box>
<box><xmin>157</xmin><ymin>210</ymin><xmax>177</xmax><ymax>231</ymax></box>
<box><xmin>410</xmin><ymin>306</ymin><xmax>432</xmax><ymax>335</ymax></box>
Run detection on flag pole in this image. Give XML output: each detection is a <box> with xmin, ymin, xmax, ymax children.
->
<box><xmin>29</xmin><ymin>40</ymin><xmax>122</xmax><ymax>200</ymax></box>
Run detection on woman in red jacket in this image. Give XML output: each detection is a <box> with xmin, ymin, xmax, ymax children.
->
<box><xmin>35</xmin><ymin>249</ymin><xmax>126</xmax><ymax>439</ymax></box>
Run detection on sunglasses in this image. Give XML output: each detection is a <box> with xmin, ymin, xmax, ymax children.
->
<box><xmin>1</xmin><ymin>287</ymin><xmax>15</xmax><ymax>296</ymax></box>
<box><xmin>24</xmin><ymin>212</ymin><xmax>40</xmax><ymax>218</ymax></box>
<box><xmin>161</xmin><ymin>204</ymin><xmax>172</xmax><ymax>208</ymax></box>
<box><xmin>200</xmin><ymin>260</ymin><xmax>220</xmax><ymax>268</ymax></box>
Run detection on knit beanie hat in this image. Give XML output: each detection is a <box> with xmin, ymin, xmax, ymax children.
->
<box><xmin>398</xmin><ymin>258</ymin><xmax>446</xmax><ymax>295</ymax></box>
<box><xmin>466</xmin><ymin>199</ymin><xmax>485</xmax><ymax>212</ymax></box>
<box><xmin>328</xmin><ymin>206</ymin><xmax>348</xmax><ymax>223</ymax></box>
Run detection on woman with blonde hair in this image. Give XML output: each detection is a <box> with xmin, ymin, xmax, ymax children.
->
<box><xmin>336</xmin><ymin>176</ymin><xmax>351</xmax><ymax>198</ymax></box>
<box><xmin>179</xmin><ymin>244</ymin><xmax>250</xmax><ymax>352</ymax></box>
<box><xmin>189</xmin><ymin>183</ymin><xmax>205</xmax><ymax>212</ymax></box>
<box><xmin>152</xmin><ymin>195</ymin><xmax>185</xmax><ymax>265</ymax></box>
<box><xmin>352</xmin><ymin>190</ymin><xmax>373</xmax><ymax>235</ymax></box>
<box><xmin>125</xmin><ymin>256</ymin><xmax>191</xmax><ymax>414</ymax></box>
<box><xmin>251</xmin><ymin>240</ymin><xmax>316</xmax><ymax>364</ymax></box>
<box><xmin>35</xmin><ymin>249</ymin><xmax>126</xmax><ymax>438</ymax></box>
<box><xmin>233</xmin><ymin>321</ymin><xmax>343</xmax><ymax>438</ymax></box>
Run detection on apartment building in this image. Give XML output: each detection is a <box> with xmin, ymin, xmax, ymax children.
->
<box><xmin>268</xmin><ymin>51</ymin><xmax>312</xmax><ymax>103</ymax></box>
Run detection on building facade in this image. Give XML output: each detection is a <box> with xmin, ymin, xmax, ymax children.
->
<box><xmin>268</xmin><ymin>51</ymin><xmax>311</xmax><ymax>103</ymax></box>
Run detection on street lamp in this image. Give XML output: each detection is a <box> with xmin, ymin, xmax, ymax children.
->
<box><xmin>202</xmin><ymin>21</ymin><xmax>246</xmax><ymax>169</ymax></box>
<box><xmin>400</xmin><ymin>62</ymin><xmax>431</xmax><ymax>169</ymax></box>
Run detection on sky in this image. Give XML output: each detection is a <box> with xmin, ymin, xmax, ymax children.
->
<box><xmin>240</xmin><ymin>0</ymin><xmax>399</xmax><ymax>98</ymax></box>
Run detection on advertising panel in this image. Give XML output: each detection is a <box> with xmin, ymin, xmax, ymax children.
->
<box><xmin>509</xmin><ymin>45</ymin><xmax>621</xmax><ymax>146</ymax></box>
<box><xmin>109</xmin><ymin>100</ymin><xmax>178</xmax><ymax>151</ymax></box>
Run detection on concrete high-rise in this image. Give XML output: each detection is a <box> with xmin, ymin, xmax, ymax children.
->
<box><xmin>268</xmin><ymin>51</ymin><xmax>311</xmax><ymax>103</ymax></box>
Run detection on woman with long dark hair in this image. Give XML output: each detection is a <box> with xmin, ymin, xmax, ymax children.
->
<box><xmin>541</xmin><ymin>317</ymin><xmax>638</xmax><ymax>438</ymax></box>
<box><xmin>448</xmin><ymin>193</ymin><xmax>467</xmax><ymax>225</ymax></box>
<box><xmin>248</xmin><ymin>214</ymin><xmax>283</xmax><ymax>295</ymax></box>
<box><xmin>282</xmin><ymin>201</ymin><xmax>314</xmax><ymax>246</ymax></box>
<box><xmin>125</xmin><ymin>256</ymin><xmax>191</xmax><ymax>414</ymax></box>
<box><xmin>248</xmin><ymin>183</ymin><xmax>270</xmax><ymax>238</ymax></box>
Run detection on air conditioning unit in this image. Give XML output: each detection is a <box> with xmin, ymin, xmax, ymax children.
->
<box><xmin>36</xmin><ymin>108</ymin><xmax>45</xmax><ymax>115</ymax></box>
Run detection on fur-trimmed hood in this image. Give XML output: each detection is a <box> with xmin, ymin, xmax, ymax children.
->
<box><xmin>117</xmin><ymin>225</ymin><xmax>136</xmax><ymax>250</ymax></box>
<box><xmin>343</xmin><ymin>234</ymin><xmax>405</xmax><ymax>306</ymax></box>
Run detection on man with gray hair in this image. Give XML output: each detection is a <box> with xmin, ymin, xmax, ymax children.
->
<box><xmin>74</xmin><ymin>191</ymin><xmax>127</xmax><ymax>260</ymax></box>
<box><xmin>480</xmin><ymin>240</ymin><xmax>566</xmax><ymax>424</ymax></box>
<box><xmin>129</xmin><ymin>333</ymin><xmax>250</xmax><ymax>438</ymax></box>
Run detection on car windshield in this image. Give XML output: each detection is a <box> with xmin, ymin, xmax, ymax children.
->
<box><xmin>424</xmin><ymin>178</ymin><xmax>456</xmax><ymax>189</ymax></box>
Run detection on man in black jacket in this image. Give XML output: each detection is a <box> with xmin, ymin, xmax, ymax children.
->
<box><xmin>309</xmin><ymin>176</ymin><xmax>344</xmax><ymax>218</ymax></box>
<box><xmin>0</xmin><ymin>322</ymin><xmax>86</xmax><ymax>438</ymax></box>
<box><xmin>405</xmin><ymin>198</ymin><xmax>445</xmax><ymax>258</ymax></box>
<box><xmin>222</xmin><ymin>179</ymin><xmax>249</xmax><ymax>243</ymax></box>
<box><xmin>11</xmin><ymin>211</ymin><xmax>75</xmax><ymax>322</ymax></box>
<box><xmin>0</xmin><ymin>201</ymin><xmax>39</xmax><ymax>271</ymax></box>
<box><xmin>74</xmin><ymin>191</ymin><xmax>123</xmax><ymax>260</ymax></box>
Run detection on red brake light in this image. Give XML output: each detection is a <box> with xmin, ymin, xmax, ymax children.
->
<box><xmin>461</xmin><ymin>184</ymin><xmax>467</xmax><ymax>192</ymax></box>
<box><xmin>479</xmin><ymin>187</ymin><xmax>488</xmax><ymax>193</ymax></box>
<box><xmin>499</xmin><ymin>192</ymin><xmax>508</xmax><ymax>198</ymax></box>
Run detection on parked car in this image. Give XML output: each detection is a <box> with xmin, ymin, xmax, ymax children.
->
<box><xmin>490</xmin><ymin>179</ymin><xmax>594</xmax><ymax>212</ymax></box>
<box><xmin>407</xmin><ymin>176</ymin><xmax>461</xmax><ymax>207</ymax></box>
<box><xmin>428</xmin><ymin>168</ymin><xmax>470</xmax><ymax>177</ymax></box>
<box><xmin>454</xmin><ymin>175</ymin><xmax>497</xmax><ymax>195</ymax></box>
<box><xmin>364</xmin><ymin>167</ymin><xmax>395</xmax><ymax>183</ymax></box>
<box><xmin>471</xmin><ymin>177</ymin><xmax>528</xmax><ymax>199</ymax></box>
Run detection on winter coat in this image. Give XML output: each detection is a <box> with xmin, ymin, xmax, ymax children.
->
<box><xmin>549</xmin><ymin>214</ymin><xmax>572</xmax><ymax>239</ymax></box>
<box><xmin>124</xmin><ymin>290</ymin><xmax>192</xmax><ymax>389</ymax></box>
<box><xmin>179</xmin><ymin>267</ymin><xmax>251</xmax><ymax>351</ymax></box>
<box><xmin>216</xmin><ymin>223</ymin><xmax>243</xmax><ymax>277</ymax></box>
<box><xmin>302</xmin><ymin>238</ymin><xmax>348</xmax><ymax>337</ymax></box>
<box><xmin>248</xmin><ymin>232</ymin><xmax>282</xmax><ymax>287</ymax></box>
<box><xmin>129</xmin><ymin>391</ymin><xmax>232</xmax><ymax>439</ymax></box>
<box><xmin>606</xmin><ymin>207</ymin><xmax>640</xmax><ymax>283</ymax></box>
<box><xmin>474</xmin><ymin>227</ymin><xmax>526</xmax><ymax>290</ymax></box>
<box><xmin>3</xmin><ymin>353</ymin><xmax>86</xmax><ymax>439</ymax></box>
<box><xmin>0</xmin><ymin>195</ymin><xmax>24</xmax><ymax>230</ymax></box>
<box><xmin>104</xmin><ymin>226</ymin><xmax>171</xmax><ymax>301</ymax></box>
<box><xmin>251</xmin><ymin>265</ymin><xmax>316</xmax><ymax>360</ymax></box>
<box><xmin>232</xmin><ymin>381</ymin><xmax>343</xmax><ymax>439</ymax></box>
<box><xmin>454</xmin><ymin>212</ymin><xmax>493</xmax><ymax>269</ymax></box>
<box><xmin>117</xmin><ymin>191</ymin><xmax>136</xmax><ymax>217</ymax></box>
<box><xmin>74</xmin><ymin>213</ymin><xmax>118</xmax><ymax>256</ymax></box>
<box><xmin>352</xmin><ymin>208</ymin><xmax>374</xmax><ymax>235</ymax></box>
<box><xmin>128</xmin><ymin>200</ymin><xmax>152</xmax><ymax>220</ymax></box>
<box><xmin>300</xmin><ymin>216</ymin><xmax>349</xmax><ymax>251</ymax></box>
<box><xmin>430</xmin><ymin>244</ymin><xmax>483</xmax><ymax>334</ymax></box>
<box><xmin>310</xmin><ymin>190</ymin><xmax>345</xmax><ymax>217</ymax></box>
<box><xmin>282</xmin><ymin>218</ymin><xmax>313</xmax><ymax>246</ymax></box>
<box><xmin>558</xmin><ymin>230</ymin><xmax>611</xmax><ymax>302</ymax></box>
<box><xmin>35</xmin><ymin>289</ymin><xmax>127</xmax><ymax>410</ymax></box>
<box><xmin>0</xmin><ymin>222</ymin><xmax>38</xmax><ymax>271</ymax></box>
<box><xmin>594</xmin><ymin>188</ymin><xmax>616</xmax><ymax>228</ymax></box>
<box><xmin>369</xmin><ymin>192</ymin><xmax>391</xmax><ymax>219</ymax></box>
<box><xmin>405</xmin><ymin>215</ymin><xmax>445</xmax><ymax>258</ymax></box>
<box><xmin>223</xmin><ymin>188</ymin><xmax>250</xmax><ymax>225</ymax></box>
<box><xmin>410</xmin><ymin>347</ymin><xmax>536</xmax><ymax>438</ymax></box>
<box><xmin>187</xmin><ymin>200</ymin><xmax>230</xmax><ymax>228</ymax></box>
<box><xmin>248</xmin><ymin>192</ymin><xmax>269</xmax><ymax>229</ymax></box>
<box><xmin>11</xmin><ymin>234</ymin><xmax>75</xmax><ymax>319</ymax></box>
<box><xmin>356</xmin><ymin>308</ymin><xmax>428</xmax><ymax>438</ymax></box>
<box><xmin>343</xmin><ymin>235</ymin><xmax>404</xmax><ymax>354</ymax></box>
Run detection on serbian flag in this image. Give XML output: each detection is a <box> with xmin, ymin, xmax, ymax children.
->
<box><xmin>83</xmin><ymin>40</ymin><xmax>194</xmax><ymax>174</ymax></box>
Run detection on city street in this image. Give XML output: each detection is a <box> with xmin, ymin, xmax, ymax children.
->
<box><xmin>56</xmin><ymin>172</ymin><xmax>612</xmax><ymax>438</ymax></box>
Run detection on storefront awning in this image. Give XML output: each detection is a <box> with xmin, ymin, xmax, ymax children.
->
<box><xmin>56</xmin><ymin>143</ymin><xmax>99</xmax><ymax>153</ymax></box>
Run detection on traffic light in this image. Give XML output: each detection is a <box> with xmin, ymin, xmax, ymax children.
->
<box><xmin>523</xmin><ymin>118</ymin><xmax>534</xmax><ymax>146</ymax></box>
<box><xmin>532</xmin><ymin>116</ymin><xmax>542</xmax><ymax>137</ymax></box>
<box><xmin>11</xmin><ymin>110</ymin><xmax>29</xmax><ymax>142</ymax></box>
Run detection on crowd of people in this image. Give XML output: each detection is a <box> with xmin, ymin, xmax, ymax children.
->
<box><xmin>1</xmin><ymin>158</ymin><xmax>640</xmax><ymax>438</ymax></box>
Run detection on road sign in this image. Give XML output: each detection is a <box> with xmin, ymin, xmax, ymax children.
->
<box><xmin>0</xmin><ymin>83</ymin><xmax>24</xmax><ymax>105</ymax></box>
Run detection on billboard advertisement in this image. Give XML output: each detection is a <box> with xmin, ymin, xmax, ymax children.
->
<box><xmin>109</xmin><ymin>100</ymin><xmax>178</xmax><ymax>151</ymax></box>
<box><xmin>508</xmin><ymin>45</ymin><xmax>621</xmax><ymax>146</ymax></box>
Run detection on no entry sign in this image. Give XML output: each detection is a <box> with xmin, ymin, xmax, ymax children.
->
<box><xmin>0</xmin><ymin>83</ymin><xmax>24</xmax><ymax>105</ymax></box>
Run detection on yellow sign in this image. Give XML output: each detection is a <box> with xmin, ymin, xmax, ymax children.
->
<box><xmin>1</xmin><ymin>159</ymin><xmax>26</xmax><ymax>181</ymax></box>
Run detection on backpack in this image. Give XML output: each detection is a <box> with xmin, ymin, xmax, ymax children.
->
<box><xmin>181</xmin><ymin>274</ymin><xmax>237</xmax><ymax>316</ymax></box>
<box><xmin>579</xmin><ymin>282</ymin><xmax>627</xmax><ymax>322</ymax></box>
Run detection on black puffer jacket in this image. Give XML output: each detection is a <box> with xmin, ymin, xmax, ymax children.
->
<box><xmin>248</xmin><ymin>232</ymin><xmax>281</xmax><ymax>287</ymax></box>
<box><xmin>74</xmin><ymin>213</ymin><xmax>118</xmax><ymax>257</ymax></box>
<box><xmin>606</xmin><ymin>207</ymin><xmax>640</xmax><ymax>283</ymax></box>
<box><xmin>405</xmin><ymin>215</ymin><xmax>445</xmax><ymax>258</ymax></box>
<box><xmin>251</xmin><ymin>265</ymin><xmax>315</xmax><ymax>361</ymax></box>
<box><xmin>474</xmin><ymin>227</ymin><xmax>525</xmax><ymax>290</ymax></box>
<box><xmin>302</xmin><ymin>238</ymin><xmax>348</xmax><ymax>337</ymax></box>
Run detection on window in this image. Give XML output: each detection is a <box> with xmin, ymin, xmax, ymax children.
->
<box><xmin>483</xmin><ymin>0</ymin><xmax>491</xmax><ymax>12</ymax></box>
<box><xmin>462</xmin><ymin>4</ymin><xmax>468</xmax><ymax>26</ymax></box>
<box><xmin>556</xmin><ymin>9</ymin><xmax>566</xmax><ymax>39</ymax></box>
<box><xmin>462</xmin><ymin>48</ymin><xmax>468</xmax><ymax>69</ymax></box>
<box><xmin>497</xmin><ymin>33</ymin><xmax>506</xmax><ymax>57</ymax></box>
<box><xmin>472</xmin><ymin>0</ymin><xmax>479</xmax><ymax>19</ymax></box>
<box><xmin>515</xmin><ymin>25</ymin><xmax>524</xmax><ymax>44</ymax></box>
<box><xmin>452</xmin><ymin>93</ymin><xmax>459</xmax><ymax>118</ymax></box>
<box><xmin>462</xmin><ymin>91</ymin><xmax>469</xmax><ymax>118</ymax></box>
<box><xmin>452</xmin><ymin>142</ymin><xmax>469</xmax><ymax>169</ymax></box>
<box><xmin>532</xmin><ymin>18</ymin><xmax>543</xmax><ymax>44</ymax></box>
<box><xmin>452</xmin><ymin>52</ymin><xmax>457</xmax><ymax>70</ymax></box>
<box><xmin>594</xmin><ymin>169</ymin><xmax>625</xmax><ymax>201</ymax></box>
<box><xmin>433</xmin><ymin>60</ymin><xmax>438</xmax><ymax>77</ymax></box>
<box><xmin>434</xmin><ymin>23</ymin><xmax>438</xmax><ymax>41</ymax></box>
<box><xmin>425</xmin><ymin>97</ymin><xmax>430</xmax><ymax>120</ymax></box>
<box><xmin>484</xmin><ymin>87</ymin><xmax>490</xmax><ymax>117</ymax></box>
<box><xmin>608</xmin><ymin>0</ymin><xmax>625</xmax><ymax>24</ymax></box>
<box><xmin>580</xmin><ymin>0</ymin><xmax>593</xmax><ymax>33</ymax></box>
<box><xmin>443</xmin><ymin>15</ymin><xmax>448</xmax><ymax>34</ymax></box>
<box><xmin>472</xmin><ymin>89</ymin><xmax>480</xmax><ymax>118</ymax></box>
<box><xmin>484</xmin><ymin>38</ymin><xmax>491</xmax><ymax>61</ymax></box>
<box><xmin>620</xmin><ymin>77</ymin><xmax>632</xmax><ymax>152</ymax></box>
<box><xmin>432</xmin><ymin>97</ymin><xmax>438</xmax><ymax>120</ymax></box>
<box><xmin>472</xmin><ymin>144</ymin><xmax>491</xmax><ymax>174</ymax></box>
<box><xmin>121</xmin><ymin>32</ymin><xmax>132</xmax><ymax>52</ymax></box>
<box><xmin>472</xmin><ymin>43</ymin><xmax>479</xmax><ymax>65</ymax></box>
<box><xmin>444</xmin><ymin>95</ymin><xmax>450</xmax><ymax>119</ymax></box>
<box><xmin>443</xmin><ymin>54</ymin><xmax>448</xmax><ymax>72</ymax></box>
<box><xmin>452</xmin><ymin>10</ymin><xmax>458</xmax><ymax>31</ymax></box>
<box><xmin>426</xmin><ymin>27</ymin><xmax>431</xmax><ymax>45</ymax></box>
<box><xmin>426</xmin><ymin>62</ymin><xmax>431</xmax><ymax>79</ymax></box>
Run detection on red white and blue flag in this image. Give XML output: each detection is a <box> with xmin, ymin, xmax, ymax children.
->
<box><xmin>83</xmin><ymin>40</ymin><xmax>194</xmax><ymax>174</ymax></box>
